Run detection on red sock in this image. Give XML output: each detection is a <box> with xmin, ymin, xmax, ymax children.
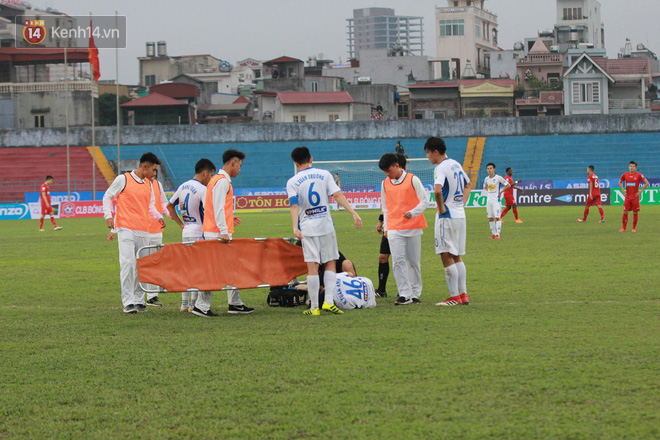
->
<box><xmin>39</xmin><ymin>217</ymin><xmax>44</xmax><ymax>229</ymax></box>
<box><xmin>513</xmin><ymin>208</ymin><xmax>519</xmax><ymax>220</ymax></box>
<box><xmin>501</xmin><ymin>208</ymin><xmax>509</xmax><ymax>218</ymax></box>
<box><xmin>598</xmin><ymin>207</ymin><xmax>604</xmax><ymax>221</ymax></box>
<box><xmin>622</xmin><ymin>214</ymin><xmax>628</xmax><ymax>230</ymax></box>
<box><xmin>583</xmin><ymin>208</ymin><xmax>589</xmax><ymax>221</ymax></box>
<box><xmin>633</xmin><ymin>214</ymin><xmax>638</xmax><ymax>229</ymax></box>
<box><xmin>50</xmin><ymin>217</ymin><xmax>57</xmax><ymax>227</ymax></box>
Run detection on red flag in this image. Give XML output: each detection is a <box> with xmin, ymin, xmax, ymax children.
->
<box><xmin>88</xmin><ymin>19</ymin><xmax>100</xmax><ymax>82</ymax></box>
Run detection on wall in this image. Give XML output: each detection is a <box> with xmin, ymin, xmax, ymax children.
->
<box><xmin>2</xmin><ymin>113</ymin><xmax>659</xmax><ymax>148</ymax></box>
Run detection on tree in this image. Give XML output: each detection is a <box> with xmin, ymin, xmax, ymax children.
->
<box><xmin>98</xmin><ymin>93</ymin><xmax>131</xmax><ymax>126</ymax></box>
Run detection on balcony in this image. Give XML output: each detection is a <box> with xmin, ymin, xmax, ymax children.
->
<box><xmin>609</xmin><ymin>99</ymin><xmax>652</xmax><ymax>110</ymax></box>
<box><xmin>0</xmin><ymin>81</ymin><xmax>98</xmax><ymax>94</ymax></box>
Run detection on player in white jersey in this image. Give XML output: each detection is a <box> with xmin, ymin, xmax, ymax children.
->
<box><xmin>332</xmin><ymin>272</ymin><xmax>377</xmax><ymax>310</ymax></box>
<box><xmin>166</xmin><ymin>158</ymin><xmax>216</xmax><ymax>312</ymax></box>
<box><xmin>482</xmin><ymin>163</ymin><xmax>508</xmax><ymax>239</ymax></box>
<box><xmin>287</xmin><ymin>146</ymin><xmax>362</xmax><ymax>316</ymax></box>
<box><xmin>425</xmin><ymin>137</ymin><xmax>472</xmax><ymax>307</ymax></box>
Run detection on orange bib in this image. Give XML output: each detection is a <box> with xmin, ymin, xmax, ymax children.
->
<box><xmin>383</xmin><ymin>173</ymin><xmax>427</xmax><ymax>231</ymax></box>
<box><xmin>202</xmin><ymin>173</ymin><xmax>234</xmax><ymax>234</ymax></box>
<box><xmin>115</xmin><ymin>172</ymin><xmax>152</xmax><ymax>232</ymax></box>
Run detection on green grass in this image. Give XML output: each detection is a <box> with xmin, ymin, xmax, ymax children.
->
<box><xmin>0</xmin><ymin>207</ymin><xmax>658</xmax><ymax>439</ymax></box>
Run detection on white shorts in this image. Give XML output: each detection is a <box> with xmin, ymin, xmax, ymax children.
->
<box><xmin>435</xmin><ymin>217</ymin><xmax>466</xmax><ymax>256</ymax></box>
<box><xmin>302</xmin><ymin>231</ymin><xmax>339</xmax><ymax>264</ymax></box>
<box><xmin>486</xmin><ymin>201</ymin><xmax>502</xmax><ymax>218</ymax></box>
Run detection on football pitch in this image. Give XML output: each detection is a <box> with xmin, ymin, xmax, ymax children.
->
<box><xmin>1</xmin><ymin>206</ymin><xmax>658</xmax><ymax>439</ymax></box>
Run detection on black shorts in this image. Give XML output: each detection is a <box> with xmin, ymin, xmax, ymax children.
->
<box><xmin>379</xmin><ymin>235</ymin><xmax>391</xmax><ymax>255</ymax></box>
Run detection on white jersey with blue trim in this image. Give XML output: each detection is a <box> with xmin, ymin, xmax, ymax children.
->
<box><xmin>483</xmin><ymin>174</ymin><xmax>508</xmax><ymax>203</ymax></box>
<box><xmin>169</xmin><ymin>179</ymin><xmax>207</xmax><ymax>236</ymax></box>
<box><xmin>434</xmin><ymin>158</ymin><xmax>470</xmax><ymax>219</ymax></box>
<box><xmin>286</xmin><ymin>167</ymin><xmax>340</xmax><ymax>237</ymax></box>
<box><xmin>333</xmin><ymin>272</ymin><xmax>377</xmax><ymax>310</ymax></box>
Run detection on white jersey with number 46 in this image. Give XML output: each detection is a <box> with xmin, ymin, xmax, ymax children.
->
<box><xmin>333</xmin><ymin>272</ymin><xmax>377</xmax><ymax>310</ymax></box>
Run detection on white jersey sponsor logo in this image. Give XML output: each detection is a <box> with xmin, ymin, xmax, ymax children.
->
<box><xmin>286</xmin><ymin>167</ymin><xmax>340</xmax><ymax>237</ymax></box>
<box><xmin>169</xmin><ymin>179</ymin><xmax>207</xmax><ymax>236</ymax></box>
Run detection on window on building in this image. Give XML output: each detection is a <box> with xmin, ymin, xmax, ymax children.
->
<box><xmin>434</xmin><ymin>112</ymin><xmax>446</xmax><ymax>119</ymax></box>
<box><xmin>293</xmin><ymin>114</ymin><xmax>306</xmax><ymax>123</ymax></box>
<box><xmin>414</xmin><ymin>113</ymin><xmax>423</xmax><ymax>119</ymax></box>
<box><xmin>311</xmin><ymin>81</ymin><xmax>319</xmax><ymax>92</ymax></box>
<box><xmin>547</xmin><ymin>73</ymin><xmax>561</xmax><ymax>85</ymax></box>
<box><xmin>572</xmin><ymin>82</ymin><xmax>600</xmax><ymax>104</ymax></box>
<box><xmin>397</xmin><ymin>103</ymin><xmax>409</xmax><ymax>118</ymax></box>
<box><xmin>475</xmin><ymin>20</ymin><xmax>482</xmax><ymax>38</ymax></box>
<box><xmin>439</xmin><ymin>19</ymin><xmax>464</xmax><ymax>37</ymax></box>
<box><xmin>328</xmin><ymin>114</ymin><xmax>339</xmax><ymax>122</ymax></box>
<box><xmin>145</xmin><ymin>75</ymin><xmax>156</xmax><ymax>87</ymax></box>
<box><xmin>34</xmin><ymin>114</ymin><xmax>45</xmax><ymax>128</ymax></box>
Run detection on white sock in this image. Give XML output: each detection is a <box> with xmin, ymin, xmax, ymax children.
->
<box><xmin>307</xmin><ymin>275</ymin><xmax>320</xmax><ymax>309</ymax></box>
<box><xmin>489</xmin><ymin>221</ymin><xmax>496</xmax><ymax>235</ymax></box>
<box><xmin>182</xmin><ymin>291</ymin><xmax>190</xmax><ymax>306</ymax></box>
<box><xmin>323</xmin><ymin>271</ymin><xmax>336</xmax><ymax>306</ymax></box>
<box><xmin>496</xmin><ymin>221</ymin><xmax>502</xmax><ymax>235</ymax></box>
<box><xmin>455</xmin><ymin>261</ymin><xmax>467</xmax><ymax>295</ymax></box>
<box><xmin>444</xmin><ymin>265</ymin><xmax>459</xmax><ymax>297</ymax></box>
<box><xmin>191</xmin><ymin>291</ymin><xmax>198</xmax><ymax>306</ymax></box>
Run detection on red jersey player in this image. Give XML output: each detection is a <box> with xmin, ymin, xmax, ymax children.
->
<box><xmin>577</xmin><ymin>165</ymin><xmax>604</xmax><ymax>223</ymax></box>
<box><xmin>618</xmin><ymin>161</ymin><xmax>649</xmax><ymax>232</ymax></box>
<box><xmin>39</xmin><ymin>175</ymin><xmax>62</xmax><ymax>232</ymax></box>
<box><xmin>500</xmin><ymin>167</ymin><xmax>524</xmax><ymax>223</ymax></box>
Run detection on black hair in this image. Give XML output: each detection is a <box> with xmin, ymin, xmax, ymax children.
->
<box><xmin>140</xmin><ymin>152</ymin><xmax>161</xmax><ymax>165</ymax></box>
<box><xmin>195</xmin><ymin>158</ymin><xmax>216</xmax><ymax>174</ymax></box>
<box><xmin>588</xmin><ymin>165</ymin><xmax>595</xmax><ymax>171</ymax></box>
<box><xmin>487</xmin><ymin>163</ymin><xmax>496</xmax><ymax>168</ymax></box>
<box><xmin>46</xmin><ymin>175</ymin><xmax>53</xmax><ymax>180</ymax></box>
<box><xmin>424</xmin><ymin>137</ymin><xmax>447</xmax><ymax>154</ymax></box>
<box><xmin>396</xmin><ymin>153</ymin><xmax>407</xmax><ymax>169</ymax></box>
<box><xmin>505</xmin><ymin>167</ymin><xmax>512</xmax><ymax>173</ymax></box>
<box><xmin>379</xmin><ymin>153</ymin><xmax>400</xmax><ymax>171</ymax></box>
<box><xmin>223</xmin><ymin>149</ymin><xmax>245</xmax><ymax>164</ymax></box>
<box><xmin>629</xmin><ymin>161</ymin><xmax>637</xmax><ymax>166</ymax></box>
<box><xmin>291</xmin><ymin>146</ymin><xmax>311</xmax><ymax>165</ymax></box>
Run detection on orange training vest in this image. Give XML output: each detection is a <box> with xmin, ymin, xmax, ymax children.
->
<box><xmin>115</xmin><ymin>172</ymin><xmax>152</xmax><ymax>232</ymax></box>
<box><xmin>202</xmin><ymin>173</ymin><xmax>234</xmax><ymax>234</ymax></box>
<box><xmin>148</xmin><ymin>179</ymin><xmax>164</xmax><ymax>234</ymax></box>
<box><xmin>383</xmin><ymin>172</ymin><xmax>428</xmax><ymax>231</ymax></box>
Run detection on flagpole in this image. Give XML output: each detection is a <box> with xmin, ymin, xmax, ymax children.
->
<box><xmin>65</xmin><ymin>45</ymin><xmax>70</xmax><ymax>200</ymax></box>
<box><xmin>91</xmin><ymin>13</ymin><xmax>96</xmax><ymax>200</ymax></box>
<box><xmin>115</xmin><ymin>10</ymin><xmax>120</xmax><ymax>174</ymax></box>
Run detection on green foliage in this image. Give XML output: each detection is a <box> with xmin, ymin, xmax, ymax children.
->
<box><xmin>0</xmin><ymin>207</ymin><xmax>658</xmax><ymax>439</ymax></box>
<box><xmin>98</xmin><ymin>93</ymin><xmax>131</xmax><ymax>126</ymax></box>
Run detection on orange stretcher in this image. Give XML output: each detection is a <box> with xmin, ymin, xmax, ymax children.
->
<box><xmin>137</xmin><ymin>238</ymin><xmax>307</xmax><ymax>293</ymax></box>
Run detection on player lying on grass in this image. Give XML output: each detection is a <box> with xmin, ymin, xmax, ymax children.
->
<box><xmin>320</xmin><ymin>272</ymin><xmax>377</xmax><ymax>310</ymax></box>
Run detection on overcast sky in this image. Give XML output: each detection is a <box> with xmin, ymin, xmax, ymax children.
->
<box><xmin>30</xmin><ymin>0</ymin><xmax>660</xmax><ymax>84</ymax></box>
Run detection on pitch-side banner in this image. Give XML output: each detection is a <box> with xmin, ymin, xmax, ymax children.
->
<box><xmin>610</xmin><ymin>188</ymin><xmax>660</xmax><ymax>206</ymax></box>
<box><xmin>514</xmin><ymin>189</ymin><xmax>611</xmax><ymax>206</ymax></box>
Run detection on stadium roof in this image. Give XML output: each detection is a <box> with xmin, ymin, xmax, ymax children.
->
<box><xmin>276</xmin><ymin>91</ymin><xmax>354</xmax><ymax>105</ymax></box>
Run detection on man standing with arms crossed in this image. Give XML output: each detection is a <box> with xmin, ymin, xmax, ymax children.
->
<box><xmin>39</xmin><ymin>175</ymin><xmax>62</xmax><ymax>232</ymax></box>
<box><xmin>619</xmin><ymin>161</ymin><xmax>649</xmax><ymax>233</ymax></box>
<box><xmin>103</xmin><ymin>152</ymin><xmax>164</xmax><ymax>314</ymax></box>
<box><xmin>287</xmin><ymin>146</ymin><xmax>362</xmax><ymax>316</ymax></box>
<box><xmin>425</xmin><ymin>137</ymin><xmax>472</xmax><ymax>307</ymax></box>
<box><xmin>197</xmin><ymin>150</ymin><xmax>253</xmax><ymax>317</ymax></box>
<box><xmin>167</xmin><ymin>158</ymin><xmax>216</xmax><ymax>312</ymax></box>
<box><xmin>577</xmin><ymin>165</ymin><xmax>605</xmax><ymax>224</ymax></box>
<box><xmin>378</xmin><ymin>153</ymin><xmax>429</xmax><ymax>305</ymax></box>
